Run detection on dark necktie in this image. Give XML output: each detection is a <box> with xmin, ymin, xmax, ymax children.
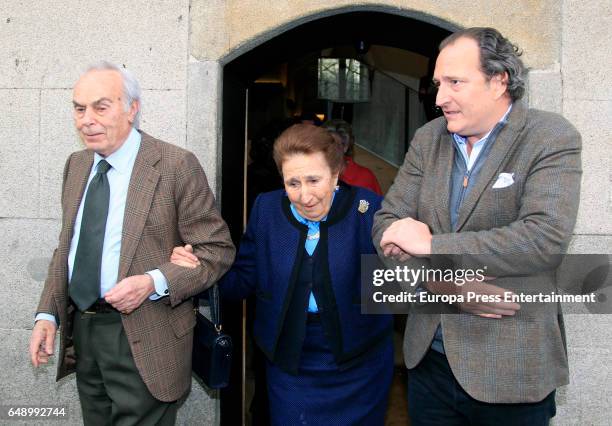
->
<box><xmin>69</xmin><ymin>159</ymin><xmax>112</xmax><ymax>311</ymax></box>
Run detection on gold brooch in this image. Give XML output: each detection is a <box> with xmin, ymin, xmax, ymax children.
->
<box><xmin>358</xmin><ymin>199</ymin><xmax>369</xmax><ymax>214</ymax></box>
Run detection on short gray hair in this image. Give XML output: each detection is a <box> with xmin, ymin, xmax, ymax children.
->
<box><xmin>322</xmin><ymin>119</ymin><xmax>355</xmax><ymax>157</ymax></box>
<box><xmin>440</xmin><ymin>27</ymin><xmax>526</xmax><ymax>101</ymax></box>
<box><xmin>85</xmin><ymin>61</ymin><xmax>142</xmax><ymax>128</ymax></box>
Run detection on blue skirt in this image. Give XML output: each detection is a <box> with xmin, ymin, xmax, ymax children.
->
<box><xmin>266</xmin><ymin>320</ymin><xmax>393</xmax><ymax>425</ymax></box>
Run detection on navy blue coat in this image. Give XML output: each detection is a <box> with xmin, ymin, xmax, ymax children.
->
<box><xmin>220</xmin><ymin>184</ymin><xmax>393</xmax><ymax>365</ymax></box>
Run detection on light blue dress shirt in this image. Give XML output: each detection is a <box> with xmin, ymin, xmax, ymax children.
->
<box><xmin>452</xmin><ymin>104</ymin><xmax>513</xmax><ymax>171</ymax></box>
<box><xmin>36</xmin><ymin>128</ymin><xmax>168</xmax><ymax>324</ymax></box>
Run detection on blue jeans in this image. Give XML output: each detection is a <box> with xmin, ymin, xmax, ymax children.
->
<box><xmin>407</xmin><ymin>349</ymin><xmax>556</xmax><ymax>426</ymax></box>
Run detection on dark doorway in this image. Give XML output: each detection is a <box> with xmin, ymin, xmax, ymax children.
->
<box><xmin>220</xmin><ymin>10</ymin><xmax>452</xmax><ymax>425</ymax></box>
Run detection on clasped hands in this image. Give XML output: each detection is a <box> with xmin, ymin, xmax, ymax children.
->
<box><xmin>380</xmin><ymin>218</ymin><xmax>520</xmax><ymax>318</ymax></box>
<box><xmin>380</xmin><ymin>217</ymin><xmax>433</xmax><ymax>260</ymax></box>
<box><xmin>30</xmin><ymin>248</ymin><xmax>197</xmax><ymax>368</ymax></box>
<box><xmin>104</xmin><ymin>245</ymin><xmax>203</xmax><ymax>313</ymax></box>
<box><xmin>104</xmin><ymin>274</ymin><xmax>155</xmax><ymax>315</ymax></box>
<box><xmin>100</xmin><ymin>246</ymin><xmax>201</xmax><ymax>314</ymax></box>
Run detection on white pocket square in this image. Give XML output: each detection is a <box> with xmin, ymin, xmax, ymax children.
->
<box><xmin>492</xmin><ymin>172</ymin><xmax>515</xmax><ymax>189</ymax></box>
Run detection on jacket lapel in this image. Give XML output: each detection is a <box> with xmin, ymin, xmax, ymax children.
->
<box><xmin>118</xmin><ymin>132</ymin><xmax>161</xmax><ymax>280</ymax></box>
<box><xmin>433</xmin><ymin>132</ymin><xmax>454</xmax><ymax>234</ymax></box>
<box><xmin>57</xmin><ymin>150</ymin><xmax>93</xmax><ymax>293</ymax></box>
<box><xmin>63</xmin><ymin>151</ymin><xmax>94</xmax><ymax>247</ymax></box>
<box><xmin>455</xmin><ymin>101</ymin><xmax>528</xmax><ymax>231</ymax></box>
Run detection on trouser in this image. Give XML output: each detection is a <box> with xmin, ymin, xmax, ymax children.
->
<box><xmin>73</xmin><ymin>308</ymin><xmax>177</xmax><ymax>426</ymax></box>
<box><xmin>407</xmin><ymin>348</ymin><xmax>556</xmax><ymax>426</ymax></box>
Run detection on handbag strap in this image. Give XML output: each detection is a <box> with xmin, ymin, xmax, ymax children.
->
<box><xmin>208</xmin><ymin>284</ymin><xmax>222</xmax><ymax>328</ymax></box>
<box><xmin>195</xmin><ymin>284</ymin><xmax>223</xmax><ymax>332</ymax></box>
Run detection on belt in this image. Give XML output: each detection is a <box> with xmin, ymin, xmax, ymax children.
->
<box><xmin>82</xmin><ymin>299</ymin><xmax>119</xmax><ymax>314</ymax></box>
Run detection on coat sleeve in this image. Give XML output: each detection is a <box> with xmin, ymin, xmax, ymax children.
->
<box><xmin>36</xmin><ymin>153</ymin><xmax>74</xmax><ymax>319</ymax></box>
<box><xmin>372</xmin><ymin>128</ymin><xmax>432</xmax><ymax>289</ymax></box>
<box><xmin>157</xmin><ymin>151</ymin><xmax>236</xmax><ymax>306</ymax></box>
<box><xmin>217</xmin><ymin>195</ymin><xmax>262</xmax><ymax>301</ymax></box>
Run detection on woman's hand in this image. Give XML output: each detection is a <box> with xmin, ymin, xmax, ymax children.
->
<box><xmin>170</xmin><ymin>244</ymin><xmax>200</xmax><ymax>268</ymax></box>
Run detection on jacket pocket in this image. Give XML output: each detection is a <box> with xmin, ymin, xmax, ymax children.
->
<box><xmin>168</xmin><ymin>302</ymin><xmax>196</xmax><ymax>338</ymax></box>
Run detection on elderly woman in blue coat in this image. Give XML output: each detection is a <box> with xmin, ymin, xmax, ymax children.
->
<box><xmin>172</xmin><ymin>124</ymin><xmax>393</xmax><ymax>425</ymax></box>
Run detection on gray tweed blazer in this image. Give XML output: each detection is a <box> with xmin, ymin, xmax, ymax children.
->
<box><xmin>372</xmin><ymin>100</ymin><xmax>582</xmax><ymax>403</ymax></box>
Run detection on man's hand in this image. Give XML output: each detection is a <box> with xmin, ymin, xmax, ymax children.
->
<box><xmin>382</xmin><ymin>243</ymin><xmax>412</xmax><ymax>262</ymax></box>
<box><xmin>170</xmin><ymin>244</ymin><xmax>200</xmax><ymax>268</ymax></box>
<box><xmin>380</xmin><ymin>217</ymin><xmax>432</xmax><ymax>257</ymax></box>
<box><xmin>29</xmin><ymin>320</ymin><xmax>57</xmax><ymax>367</ymax></box>
<box><xmin>104</xmin><ymin>274</ymin><xmax>155</xmax><ymax>314</ymax></box>
<box><xmin>426</xmin><ymin>278</ymin><xmax>521</xmax><ymax>318</ymax></box>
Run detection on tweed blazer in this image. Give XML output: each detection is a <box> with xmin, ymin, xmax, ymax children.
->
<box><xmin>36</xmin><ymin>131</ymin><xmax>235</xmax><ymax>402</ymax></box>
<box><xmin>372</xmin><ymin>101</ymin><xmax>582</xmax><ymax>403</ymax></box>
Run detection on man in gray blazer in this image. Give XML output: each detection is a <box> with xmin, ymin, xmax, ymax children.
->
<box><xmin>372</xmin><ymin>27</ymin><xmax>581</xmax><ymax>425</ymax></box>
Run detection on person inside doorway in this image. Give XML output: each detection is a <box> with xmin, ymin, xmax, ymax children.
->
<box><xmin>323</xmin><ymin>119</ymin><xmax>383</xmax><ymax>195</ymax></box>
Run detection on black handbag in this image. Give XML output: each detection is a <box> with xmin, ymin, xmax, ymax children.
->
<box><xmin>192</xmin><ymin>284</ymin><xmax>232</xmax><ymax>389</ymax></box>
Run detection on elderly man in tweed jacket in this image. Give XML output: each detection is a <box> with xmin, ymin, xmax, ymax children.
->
<box><xmin>29</xmin><ymin>61</ymin><xmax>235</xmax><ymax>425</ymax></box>
<box><xmin>373</xmin><ymin>28</ymin><xmax>581</xmax><ymax>425</ymax></box>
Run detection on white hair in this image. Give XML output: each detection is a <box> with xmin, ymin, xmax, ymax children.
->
<box><xmin>84</xmin><ymin>61</ymin><xmax>142</xmax><ymax>128</ymax></box>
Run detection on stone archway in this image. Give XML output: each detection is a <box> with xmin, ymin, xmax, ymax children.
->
<box><xmin>186</xmin><ymin>0</ymin><xmax>563</xmax><ymax>198</ymax></box>
<box><xmin>217</xmin><ymin>5</ymin><xmax>460</xmax><ymax>67</ymax></box>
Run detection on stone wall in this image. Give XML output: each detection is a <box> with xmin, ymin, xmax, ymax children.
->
<box><xmin>0</xmin><ymin>1</ymin><xmax>218</xmax><ymax>424</ymax></box>
<box><xmin>554</xmin><ymin>1</ymin><xmax>612</xmax><ymax>424</ymax></box>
